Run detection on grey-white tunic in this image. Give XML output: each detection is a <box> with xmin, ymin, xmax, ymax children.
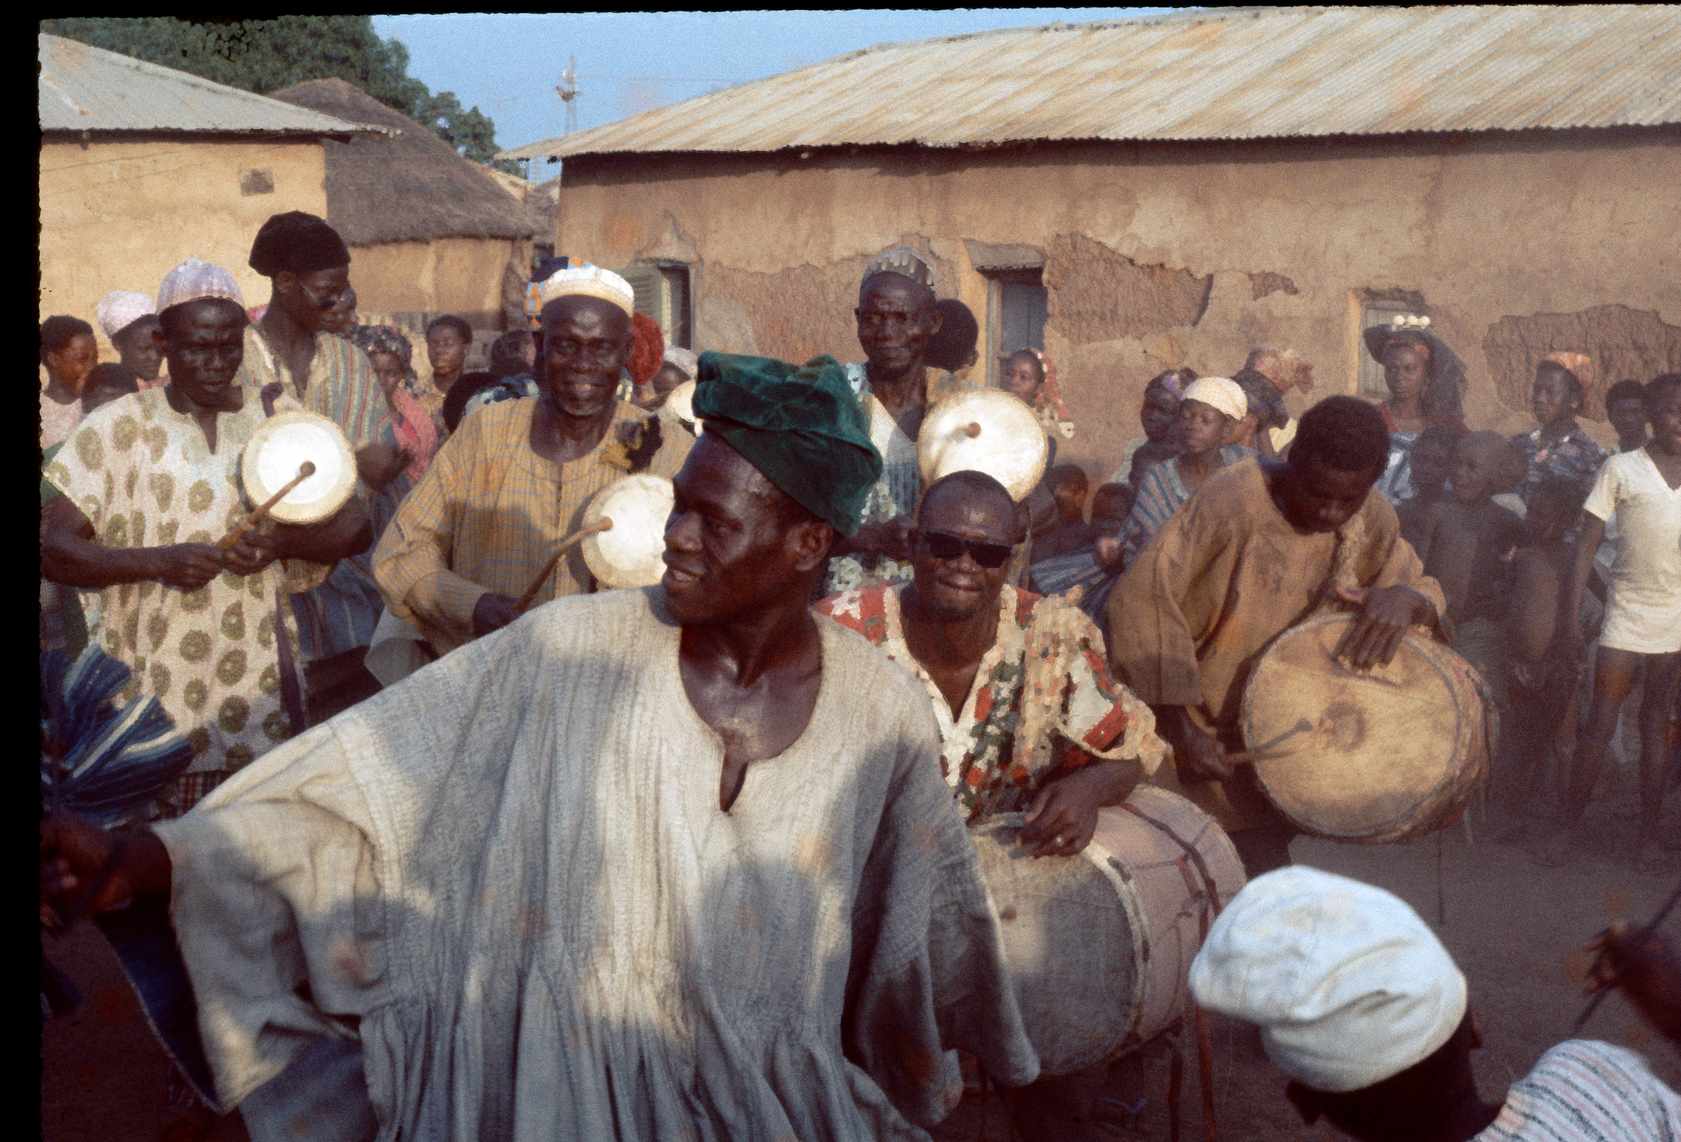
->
<box><xmin>153</xmin><ymin>587</ymin><xmax>1039</xmax><ymax>1139</ymax></box>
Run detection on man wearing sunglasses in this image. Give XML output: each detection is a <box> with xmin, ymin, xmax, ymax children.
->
<box><xmin>818</xmin><ymin>468</ymin><xmax>1166</xmax><ymax>856</ymax></box>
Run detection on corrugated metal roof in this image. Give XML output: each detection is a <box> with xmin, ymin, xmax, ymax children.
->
<box><xmin>502</xmin><ymin>6</ymin><xmax>1681</xmax><ymax>160</ymax></box>
<box><xmin>38</xmin><ymin>33</ymin><xmax>379</xmax><ymax>137</ymax></box>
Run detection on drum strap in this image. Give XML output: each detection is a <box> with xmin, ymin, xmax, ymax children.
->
<box><xmin>1120</xmin><ymin>801</ymin><xmax>1224</xmax><ymax>1142</ymax></box>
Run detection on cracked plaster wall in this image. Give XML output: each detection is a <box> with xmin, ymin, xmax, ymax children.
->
<box><xmin>557</xmin><ymin>131</ymin><xmax>1681</xmax><ymax>477</ymax></box>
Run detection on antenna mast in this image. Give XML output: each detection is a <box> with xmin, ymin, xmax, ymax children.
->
<box><xmin>556</xmin><ymin>55</ymin><xmax>579</xmax><ymax>135</ymax></box>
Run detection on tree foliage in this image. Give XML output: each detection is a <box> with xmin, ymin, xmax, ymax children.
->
<box><xmin>41</xmin><ymin>17</ymin><xmax>520</xmax><ymax>174</ymax></box>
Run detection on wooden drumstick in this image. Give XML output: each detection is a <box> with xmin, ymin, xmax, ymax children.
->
<box><xmin>217</xmin><ymin>461</ymin><xmax>315</xmax><ymax>550</ymax></box>
<box><xmin>515</xmin><ymin>518</ymin><xmax>615</xmax><ymax>613</ymax></box>
<box><xmin>1229</xmin><ymin>718</ymin><xmax>1315</xmax><ymax>766</ymax></box>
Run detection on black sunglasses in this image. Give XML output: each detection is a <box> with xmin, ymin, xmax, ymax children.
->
<box><xmin>916</xmin><ymin>529</ymin><xmax>1014</xmax><ymax>569</ymax></box>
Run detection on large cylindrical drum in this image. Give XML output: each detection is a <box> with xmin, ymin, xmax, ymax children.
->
<box><xmin>1240</xmin><ymin>612</ymin><xmax>1494</xmax><ymax>843</ymax></box>
<box><xmin>969</xmin><ymin>785</ymin><xmax>1245</xmax><ymax>1075</ymax></box>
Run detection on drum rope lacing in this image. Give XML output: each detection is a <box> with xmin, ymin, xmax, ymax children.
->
<box><xmin>1118</xmin><ymin>800</ymin><xmax>1227</xmax><ymax>1142</ymax></box>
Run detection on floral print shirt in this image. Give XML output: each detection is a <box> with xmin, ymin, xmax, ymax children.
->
<box><xmin>817</xmin><ymin>583</ymin><xmax>1164</xmax><ymax>821</ymax></box>
<box><xmin>1511</xmin><ymin>423</ymin><xmax>1608</xmax><ymax>509</ymax></box>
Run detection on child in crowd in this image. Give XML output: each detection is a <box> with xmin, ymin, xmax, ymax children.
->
<box><xmin>1541</xmin><ymin>374</ymin><xmax>1681</xmax><ymax>873</ymax></box>
<box><xmin>1109</xmin><ymin>368</ymin><xmax>1190</xmax><ymax>484</ymax></box>
<box><xmin>1413</xmin><ymin>432</ymin><xmax>1527</xmax><ymax>712</ymax></box>
<box><xmin>1511</xmin><ymin>352</ymin><xmax>1608</xmax><ymax>511</ymax></box>
<box><xmin>1606</xmin><ymin>378</ymin><xmax>1651</xmax><ymax>453</ymax></box>
<box><xmin>1116</xmin><ymin>376</ymin><xmax>1250</xmax><ymax>564</ymax></box>
<box><xmin>1396</xmin><ymin>423</ymin><xmax>1464</xmax><ymax>550</ymax></box>
<box><xmin>1032</xmin><ymin>464</ymin><xmax>1098</xmax><ymax>560</ymax></box>
<box><xmin>1496</xmin><ymin>477</ymin><xmax>1588</xmax><ymax>831</ymax></box>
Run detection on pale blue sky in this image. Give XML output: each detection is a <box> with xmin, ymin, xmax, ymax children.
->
<box><xmin>373</xmin><ymin>10</ymin><xmax>1173</xmax><ymax>173</ymax></box>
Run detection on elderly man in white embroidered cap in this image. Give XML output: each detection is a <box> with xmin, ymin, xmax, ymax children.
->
<box><xmin>95</xmin><ymin>289</ymin><xmax>166</xmax><ymax>386</ymax></box>
<box><xmin>374</xmin><ymin>263</ymin><xmax>694</xmax><ymax>655</ymax></box>
<box><xmin>1190</xmin><ymin>866</ymin><xmax>1681</xmax><ymax>1141</ymax></box>
<box><xmin>43</xmin><ymin>258</ymin><xmax>371</xmax><ymax>814</ymax></box>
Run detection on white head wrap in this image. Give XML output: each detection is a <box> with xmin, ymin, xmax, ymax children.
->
<box><xmin>156</xmin><ymin>258</ymin><xmax>245</xmax><ymax>313</ymax></box>
<box><xmin>535</xmin><ymin>264</ymin><xmax>635</xmax><ymax>319</ymax></box>
<box><xmin>661</xmin><ymin>346</ymin><xmax>698</xmax><ymax>379</ymax></box>
<box><xmin>1181</xmin><ymin>376</ymin><xmax>1247</xmax><ymax>422</ymax></box>
<box><xmin>1189</xmin><ymin>867</ymin><xmax>1468</xmax><ymax>1093</ymax></box>
<box><xmin>95</xmin><ymin>291</ymin><xmax>155</xmax><ymax>340</ymax></box>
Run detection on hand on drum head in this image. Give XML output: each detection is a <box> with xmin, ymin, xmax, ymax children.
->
<box><xmin>150</xmin><ymin>543</ymin><xmax>227</xmax><ymax>591</ymax></box>
<box><xmin>1020</xmin><ymin>764</ymin><xmax>1135</xmax><ymax>858</ymax></box>
<box><xmin>1332</xmin><ymin>585</ymin><xmax>1433</xmax><ymax>670</ymax></box>
<box><xmin>221</xmin><ymin>530</ymin><xmax>279</xmax><ymax>577</ymax></box>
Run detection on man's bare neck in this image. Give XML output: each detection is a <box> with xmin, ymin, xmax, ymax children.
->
<box><xmin>901</xmin><ymin>584</ymin><xmax>1000</xmax><ymax>668</ymax></box>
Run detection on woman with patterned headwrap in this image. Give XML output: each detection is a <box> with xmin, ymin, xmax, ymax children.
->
<box><xmin>350</xmin><ymin>324</ymin><xmax>440</xmax><ymax>483</ymax></box>
<box><xmin>1362</xmin><ymin>315</ymin><xmax>1469</xmax><ymax>504</ymax></box>
<box><xmin>1511</xmin><ymin>351</ymin><xmax>1609</xmax><ymax>511</ymax></box>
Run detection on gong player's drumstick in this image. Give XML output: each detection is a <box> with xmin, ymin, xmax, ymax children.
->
<box><xmin>963</xmin><ymin>422</ymin><xmax>982</xmax><ymax>438</ymax></box>
<box><xmin>515</xmin><ymin>519</ymin><xmax>615</xmax><ymax>613</ymax></box>
<box><xmin>217</xmin><ymin>462</ymin><xmax>315</xmax><ymax>550</ymax></box>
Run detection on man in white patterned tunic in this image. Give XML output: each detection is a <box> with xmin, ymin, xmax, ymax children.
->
<box><xmin>41</xmin><ymin>352</ymin><xmax>1039</xmax><ymax>1140</ymax></box>
<box><xmin>41</xmin><ymin>260</ymin><xmax>371</xmax><ymax>812</ymax></box>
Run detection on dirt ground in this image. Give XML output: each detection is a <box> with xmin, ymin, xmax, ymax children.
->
<box><xmin>40</xmin><ymin>788</ymin><xmax>1679</xmax><ymax>1142</ymax></box>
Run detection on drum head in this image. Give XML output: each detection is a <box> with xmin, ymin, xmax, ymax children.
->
<box><xmin>1241</xmin><ymin>613</ymin><xmax>1488</xmax><ymax>841</ymax></box>
<box><xmin>918</xmin><ymin>390</ymin><xmax>1048</xmax><ymax>502</ymax></box>
<box><xmin>970</xmin><ymin>813</ymin><xmax>1137</xmax><ymax>1075</ymax></box>
<box><xmin>582</xmin><ymin>474</ymin><xmax>673</xmax><ymax>589</ymax></box>
<box><xmin>664</xmin><ymin>380</ymin><xmax>702</xmax><ymax>434</ymax></box>
<box><xmin>240</xmin><ymin>411</ymin><xmax>357</xmax><ymax>524</ymax></box>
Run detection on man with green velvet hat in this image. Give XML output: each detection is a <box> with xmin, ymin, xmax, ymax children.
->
<box><xmin>42</xmin><ymin>352</ymin><xmax>1041</xmax><ymax>1139</ymax></box>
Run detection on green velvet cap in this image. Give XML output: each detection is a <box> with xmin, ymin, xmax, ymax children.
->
<box><xmin>693</xmin><ymin>353</ymin><xmax>883</xmax><ymax>535</ymax></box>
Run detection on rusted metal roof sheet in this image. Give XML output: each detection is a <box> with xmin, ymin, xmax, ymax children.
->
<box><xmin>502</xmin><ymin>6</ymin><xmax>1681</xmax><ymax>160</ymax></box>
<box><xmin>38</xmin><ymin>33</ymin><xmax>377</xmax><ymax>137</ymax></box>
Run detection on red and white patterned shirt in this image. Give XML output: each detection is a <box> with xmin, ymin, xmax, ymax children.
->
<box><xmin>816</xmin><ymin>583</ymin><xmax>1165</xmax><ymax>821</ymax></box>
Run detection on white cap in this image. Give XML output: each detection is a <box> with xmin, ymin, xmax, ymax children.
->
<box><xmin>661</xmin><ymin>346</ymin><xmax>698</xmax><ymax>379</ymax></box>
<box><xmin>1181</xmin><ymin>376</ymin><xmax>1247</xmax><ymax>422</ymax></box>
<box><xmin>535</xmin><ymin>264</ymin><xmax>634</xmax><ymax>318</ymax></box>
<box><xmin>156</xmin><ymin>258</ymin><xmax>245</xmax><ymax>313</ymax></box>
<box><xmin>95</xmin><ymin>291</ymin><xmax>155</xmax><ymax>339</ymax></box>
<box><xmin>1189</xmin><ymin>867</ymin><xmax>1468</xmax><ymax>1093</ymax></box>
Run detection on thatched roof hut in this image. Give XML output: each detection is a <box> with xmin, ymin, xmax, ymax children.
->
<box><xmin>271</xmin><ymin>77</ymin><xmax>533</xmax><ymax>245</ymax></box>
<box><xmin>270</xmin><ymin>78</ymin><xmax>536</xmax><ymax>328</ymax></box>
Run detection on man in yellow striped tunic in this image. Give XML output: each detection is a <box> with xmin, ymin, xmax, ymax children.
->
<box><xmin>374</xmin><ymin>266</ymin><xmax>691</xmax><ymax>658</ymax></box>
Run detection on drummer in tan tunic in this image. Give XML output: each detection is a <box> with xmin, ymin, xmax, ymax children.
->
<box><xmin>1107</xmin><ymin>397</ymin><xmax>1446</xmax><ymax>876</ymax></box>
<box><xmin>373</xmin><ymin>266</ymin><xmax>692</xmax><ymax>658</ymax></box>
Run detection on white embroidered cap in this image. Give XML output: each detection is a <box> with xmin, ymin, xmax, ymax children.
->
<box><xmin>156</xmin><ymin>258</ymin><xmax>245</xmax><ymax>313</ymax></box>
<box><xmin>535</xmin><ymin>264</ymin><xmax>635</xmax><ymax>318</ymax></box>
<box><xmin>95</xmin><ymin>291</ymin><xmax>155</xmax><ymax>339</ymax></box>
